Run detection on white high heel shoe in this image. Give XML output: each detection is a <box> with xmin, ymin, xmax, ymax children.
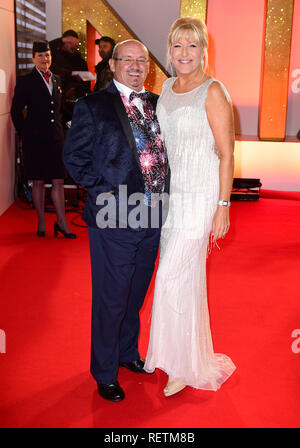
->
<box><xmin>163</xmin><ymin>378</ymin><xmax>186</xmax><ymax>397</ymax></box>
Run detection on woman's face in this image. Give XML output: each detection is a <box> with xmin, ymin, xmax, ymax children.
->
<box><xmin>171</xmin><ymin>31</ymin><xmax>203</xmax><ymax>76</ymax></box>
<box><xmin>32</xmin><ymin>51</ymin><xmax>52</xmax><ymax>72</ymax></box>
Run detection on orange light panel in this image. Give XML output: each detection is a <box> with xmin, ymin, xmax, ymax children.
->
<box><xmin>259</xmin><ymin>0</ymin><xmax>294</xmax><ymax>141</ymax></box>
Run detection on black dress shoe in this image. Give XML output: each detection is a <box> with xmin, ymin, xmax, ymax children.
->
<box><xmin>37</xmin><ymin>230</ymin><xmax>46</xmax><ymax>237</ymax></box>
<box><xmin>54</xmin><ymin>222</ymin><xmax>77</xmax><ymax>239</ymax></box>
<box><xmin>97</xmin><ymin>381</ymin><xmax>125</xmax><ymax>402</ymax></box>
<box><xmin>120</xmin><ymin>359</ymin><xmax>147</xmax><ymax>373</ymax></box>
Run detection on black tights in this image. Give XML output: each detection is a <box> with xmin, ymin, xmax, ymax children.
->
<box><xmin>32</xmin><ymin>179</ymin><xmax>70</xmax><ymax>233</ymax></box>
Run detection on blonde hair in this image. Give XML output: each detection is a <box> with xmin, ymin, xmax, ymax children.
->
<box><xmin>166</xmin><ymin>17</ymin><xmax>208</xmax><ymax>73</ymax></box>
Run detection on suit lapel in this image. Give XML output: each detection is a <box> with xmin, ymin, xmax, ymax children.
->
<box><xmin>32</xmin><ymin>67</ymin><xmax>52</xmax><ymax>97</ymax></box>
<box><xmin>107</xmin><ymin>85</ymin><xmax>142</xmax><ymax>172</ymax></box>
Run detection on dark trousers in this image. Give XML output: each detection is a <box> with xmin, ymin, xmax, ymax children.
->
<box><xmin>88</xmin><ymin>222</ymin><xmax>161</xmax><ymax>384</ymax></box>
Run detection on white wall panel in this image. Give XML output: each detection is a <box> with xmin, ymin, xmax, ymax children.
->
<box><xmin>46</xmin><ymin>0</ymin><xmax>62</xmax><ymax>41</ymax></box>
<box><xmin>0</xmin><ymin>8</ymin><xmax>15</xmax><ymax>115</ymax></box>
<box><xmin>234</xmin><ymin>141</ymin><xmax>300</xmax><ymax>192</ymax></box>
<box><xmin>0</xmin><ymin>5</ymin><xmax>15</xmax><ymax>214</ymax></box>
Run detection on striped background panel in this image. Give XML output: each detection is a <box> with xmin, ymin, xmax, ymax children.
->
<box><xmin>15</xmin><ymin>0</ymin><xmax>46</xmax><ymax>75</ymax></box>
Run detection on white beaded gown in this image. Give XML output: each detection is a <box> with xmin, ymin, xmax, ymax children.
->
<box><xmin>144</xmin><ymin>77</ymin><xmax>236</xmax><ymax>390</ymax></box>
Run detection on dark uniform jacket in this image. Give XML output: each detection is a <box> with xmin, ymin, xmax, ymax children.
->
<box><xmin>11</xmin><ymin>66</ymin><xmax>64</xmax><ymax>141</ymax></box>
<box><xmin>10</xmin><ymin>67</ymin><xmax>65</xmax><ymax>180</ymax></box>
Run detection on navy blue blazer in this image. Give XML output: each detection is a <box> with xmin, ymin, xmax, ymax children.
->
<box><xmin>63</xmin><ymin>81</ymin><xmax>170</xmax><ymax>228</ymax></box>
<box><xmin>11</xmin><ymin>67</ymin><xmax>64</xmax><ymax>144</ymax></box>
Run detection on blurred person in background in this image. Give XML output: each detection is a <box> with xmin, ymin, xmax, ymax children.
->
<box><xmin>93</xmin><ymin>36</ymin><xmax>115</xmax><ymax>92</ymax></box>
<box><xmin>49</xmin><ymin>30</ymin><xmax>90</xmax><ymax>125</ymax></box>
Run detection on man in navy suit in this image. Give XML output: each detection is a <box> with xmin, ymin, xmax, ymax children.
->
<box><xmin>63</xmin><ymin>40</ymin><xmax>169</xmax><ymax>401</ymax></box>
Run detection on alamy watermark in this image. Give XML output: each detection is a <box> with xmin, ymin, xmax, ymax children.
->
<box><xmin>95</xmin><ymin>185</ymin><xmax>212</xmax><ymax>239</ymax></box>
<box><xmin>0</xmin><ymin>69</ymin><xmax>5</xmax><ymax>94</ymax></box>
<box><xmin>0</xmin><ymin>329</ymin><xmax>6</xmax><ymax>354</ymax></box>
<box><xmin>291</xmin><ymin>69</ymin><xmax>300</xmax><ymax>94</ymax></box>
<box><xmin>291</xmin><ymin>329</ymin><xmax>300</xmax><ymax>354</ymax></box>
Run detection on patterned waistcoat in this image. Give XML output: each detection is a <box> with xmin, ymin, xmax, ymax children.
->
<box><xmin>120</xmin><ymin>92</ymin><xmax>167</xmax><ymax>206</ymax></box>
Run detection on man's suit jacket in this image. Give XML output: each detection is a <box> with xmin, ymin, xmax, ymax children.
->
<box><xmin>10</xmin><ymin>67</ymin><xmax>64</xmax><ymax>147</ymax></box>
<box><xmin>63</xmin><ymin>81</ymin><xmax>170</xmax><ymax>228</ymax></box>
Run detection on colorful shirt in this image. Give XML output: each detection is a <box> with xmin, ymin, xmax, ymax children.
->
<box><xmin>120</xmin><ymin>91</ymin><xmax>167</xmax><ymax>206</ymax></box>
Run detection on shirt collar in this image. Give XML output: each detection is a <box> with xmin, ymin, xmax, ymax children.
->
<box><xmin>113</xmin><ymin>79</ymin><xmax>145</xmax><ymax>99</ymax></box>
<box><xmin>36</xmin><ymin>67</ymin><xmax>52</xmax><ymax>76</ymax></box>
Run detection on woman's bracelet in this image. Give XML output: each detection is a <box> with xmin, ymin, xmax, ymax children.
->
<box><xmin>218</xmin><ymin>200</ymin><xmax>231</xmax><ymax>207</ymax></box>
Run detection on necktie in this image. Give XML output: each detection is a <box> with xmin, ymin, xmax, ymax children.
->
<box><xmin>129</xmin><ymin>91</ymin><xmax>150</xmax><ymax>102</ymax></box>
<box><xmin>43</xmin><ymin>71</ymin><xmax>51</xmax><ymax>84</ymax></box>
<box><xmin>129</xmin><ymin>90</ymin><xmax>153</xmax><ymax>119</ymax></box>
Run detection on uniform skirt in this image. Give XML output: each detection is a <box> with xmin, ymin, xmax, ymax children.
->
<box><xmin>22</xmin><ymin>138</ymin><xmax>65</xmax><ymax>181</ymax></box>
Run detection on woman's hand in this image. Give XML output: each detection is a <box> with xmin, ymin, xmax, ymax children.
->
<box><xmin>211</xmin><ymin>206</ymin><xmax>230</xmax><ymax>241</ymax></box>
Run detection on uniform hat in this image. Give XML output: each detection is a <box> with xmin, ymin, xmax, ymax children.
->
<box><xmin>32</xmin><ymin>40</ymin><xmax>50</xmax><ymax>53</ymax></box>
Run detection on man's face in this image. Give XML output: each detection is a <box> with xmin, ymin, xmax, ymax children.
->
<box><xmin>32</xmin><ymin>50</ymin><xmax>52</xmax><ymax>72</ymax></box>
<box><xmin>109</xmin><ymin>41</ymin><xmax>149</xmax><ymax>92</ymax></box>
<box><xmin>98</xmin><ymin>41</ymin><xmax>113</xmax><ymax>59</ymax></box>
<box><xmin>62</xmin><ymin>36</ymin><xmax>79</xmax><ymax>54</ymax></box>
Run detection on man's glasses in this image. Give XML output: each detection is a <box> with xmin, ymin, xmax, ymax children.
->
<box><xmin>113</xmin><ymin>58</ymin><xmax>149</xmax><ymax>65</ymax></box>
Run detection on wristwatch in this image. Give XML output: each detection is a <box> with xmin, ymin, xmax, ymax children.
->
<box><xmin>218</xmin><ymin>200</ymin><xmax>231</xmax><ymax>207</ymax></box>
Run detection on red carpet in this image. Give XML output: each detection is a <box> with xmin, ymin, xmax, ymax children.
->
<box><xmin>0</xmin><ymin>197</ymin><xmax>300</xmax><ymax>428</ymax></box>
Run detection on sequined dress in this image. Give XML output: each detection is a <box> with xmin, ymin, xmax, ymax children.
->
<box><xmin>144</xmin><ymin>77</ymin><xmax>236</xmax><ymax>390</ymax></box>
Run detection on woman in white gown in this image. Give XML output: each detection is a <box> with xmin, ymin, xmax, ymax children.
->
<box><xmin>144</xmin><ymin>17</ymin><xmax>236</xmax><ymax>396</ymax></box>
